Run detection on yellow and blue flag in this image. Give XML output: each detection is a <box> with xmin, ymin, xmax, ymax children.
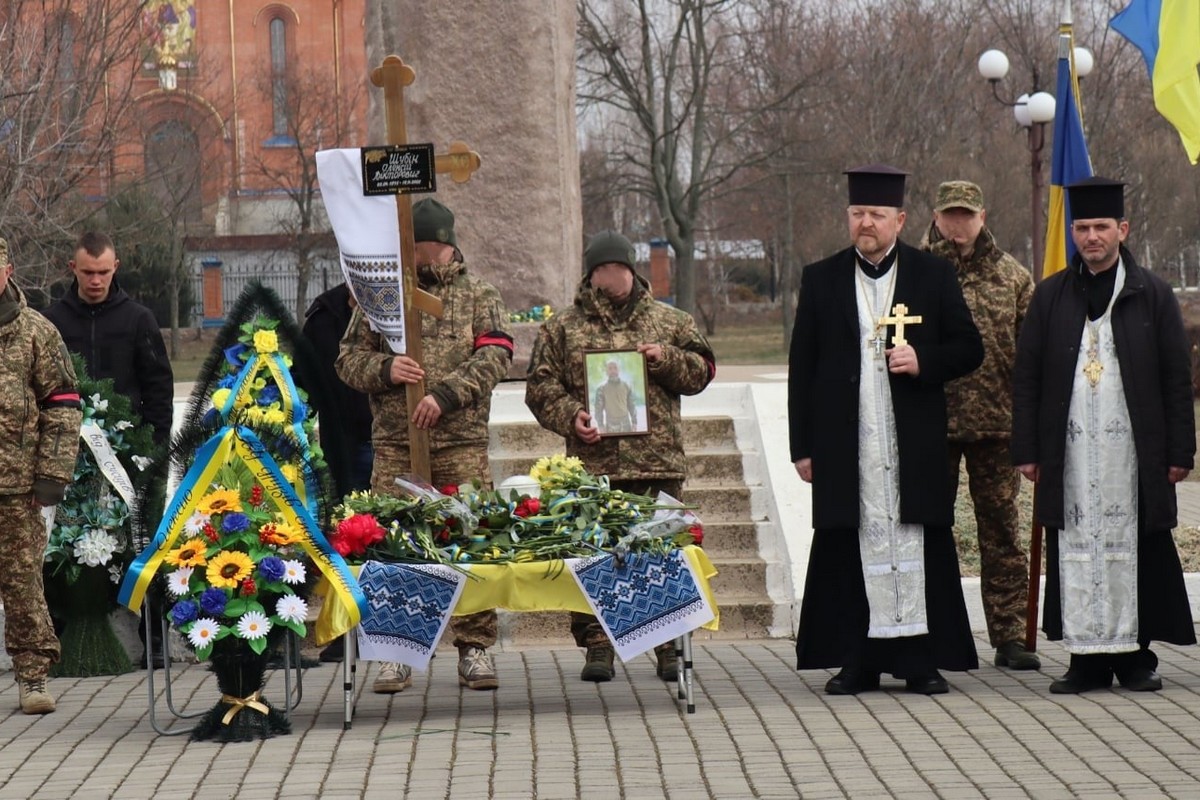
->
<box><xmin>1111</xmin><ymin>0</ymin><xmax>1200</xmax><ymax>164</ymax></box>
<box><xmin>1042</xmin><ymin>26</ymin><xmax>1093</xmax><ymax>279</ymax></box>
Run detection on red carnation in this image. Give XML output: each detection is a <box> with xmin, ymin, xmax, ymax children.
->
<box><xmin>688</xmin><ymin>524</ymin><xmax>704</xmax><ymax>547</ymax></box>
<box><xmin>333</xmin><ymin>513</ymin><xmax>386</xmax><ymax>556</ymax></box>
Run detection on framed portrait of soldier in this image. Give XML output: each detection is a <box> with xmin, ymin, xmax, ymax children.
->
<box><xmin>583</xmin><ymin>349</ymin><xmax>649</xmax><ymax>437</ymax></box>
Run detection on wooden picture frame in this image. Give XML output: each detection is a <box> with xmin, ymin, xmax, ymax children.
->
<box><xmin>583</xmin><ymin>349</ymin><xmax>650</xmax><ymax>437</ymax></box>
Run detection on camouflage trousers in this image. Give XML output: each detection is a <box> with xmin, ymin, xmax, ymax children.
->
<box><xmin>947</xmin><ymin>439</ymin><xmax>1028</xmax><ymax>647</ymax></box>
<box><xmin>371</xmin><ymin>442</ymin><xmax>496</xmax><ymax>649</ymax></box>
<box><xmin>571</xmin><ymin>478</ymin><xmax>684</xmax><ymax>649</ymax></box>
<box><xmin>0</xmin><ymin>494</ymin><xmax>60</xmax><ymax>679</ymax></box>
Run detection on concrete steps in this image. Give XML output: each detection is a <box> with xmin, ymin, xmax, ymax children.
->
<box><xmin>488</xmin><ymin>414</ymin><xmax>775</xmax><ymax>643</ymax></box>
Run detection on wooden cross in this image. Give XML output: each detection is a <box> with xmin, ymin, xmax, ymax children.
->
<box><xmin>879</xmin><ymin>303</ymin><xmax>922</xmax><ymax>348</ymax></box>
<box><xmin>371</xmin><ymin>55</ymin><xmax>482</xmax><ymax>481</ymax></box>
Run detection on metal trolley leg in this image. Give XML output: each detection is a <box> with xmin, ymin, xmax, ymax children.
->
<box><xmin>343</xmin><ymin>630</ymin><xmax>357</xmax><ymax>730</ymax></box>
<box><xmin>673</xmin><ymin>632</ymin><xmax>696</xmax><ymax>714</ymax></box>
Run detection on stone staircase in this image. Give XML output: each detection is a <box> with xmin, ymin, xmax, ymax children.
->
<box><xmin>487</xmin><ymin>415</ymin><xmax>775</xmax><ymax>645</ymax></box>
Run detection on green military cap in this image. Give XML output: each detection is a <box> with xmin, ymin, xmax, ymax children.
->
<box><xmin>584</xmin><ymin>230</ymin><xmax>636</xmax><ymax>273</ymax></box>
<box><xmin>412</xmin><ymin>198</ymin><xmax>457</xmax><ymax>246</ymax></box>
<box><xmin>0</xmin><ymin>237</ymin><xmax>9</xmax><ymax>269</ymax></box>
<box><xmin>934</xmin><ymin>180</ymin><xmax>985</xmax><ymax>213</ymax></box>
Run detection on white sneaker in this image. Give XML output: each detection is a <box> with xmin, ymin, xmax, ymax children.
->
<box><xmin>372</xmin><ymin>662</ymin><xmax>413</xmax><ymax>694</ymax></box>
<box><xmin>458</xmin><ymin>646</ymin><xmax>498</xmax><ymax>690</ymax></box>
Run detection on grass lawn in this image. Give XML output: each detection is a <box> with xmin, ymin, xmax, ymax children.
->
<box><xmin>705</xmin><ymin>321</ymin><xmax>788</xmax><ymax>364</ymax></box>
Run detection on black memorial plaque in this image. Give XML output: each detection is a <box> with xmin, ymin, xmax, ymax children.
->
<box><xmin>361</xmin><ymin>144</ymin><xmax>437</xmax><ymax>196</ymax></box>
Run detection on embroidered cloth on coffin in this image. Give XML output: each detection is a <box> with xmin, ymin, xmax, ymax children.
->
<box><xmin>569</xmin><ymin>549</ymin><xmax>715</xmax><ymax>662</ymax></box>
<box><xmin>355</xmin><ymin>560</ymin><xmax>467</xmax><ymax>670</ymax></box>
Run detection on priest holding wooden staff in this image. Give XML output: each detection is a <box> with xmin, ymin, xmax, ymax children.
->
<box><xmin>1012</xmin><ymin>177</ymin><xmax>1196</xmax><ymax>694</ymax></box>
<box><xmin>789</xmin><ymin>164</ymin><xmax>983</xmax><ymax>695</ymax></box>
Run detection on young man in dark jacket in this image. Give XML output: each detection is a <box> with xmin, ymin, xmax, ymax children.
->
<box><xmin>42</xmin><ymin>232</ymin><xmax>174</xmax><ymax>445</ymax></box>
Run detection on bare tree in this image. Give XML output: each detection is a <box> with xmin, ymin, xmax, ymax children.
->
<box><xmin>577</xmin><ymin>0</ymin><xmax>811</xmax><ymax>315</ymax></box>
<box><xmin>246</xmin><ymin>65</ymin><xmax>360</xmax><ymax>321</ymax></box>
<box><xmin>0</xmin><ymin>2</ymin><xmax>146</xmax><ymax>291</ymax></box>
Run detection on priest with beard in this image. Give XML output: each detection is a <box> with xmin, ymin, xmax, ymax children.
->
<box><xmin>789</xmin><ymin>164</ymin><xmax>983</xmax><ymax>695</ymax></box>
<box><xmin>1012</xmin><ymin>177</ymin><xmax>1196</xmax><ymax>693</ymax></box>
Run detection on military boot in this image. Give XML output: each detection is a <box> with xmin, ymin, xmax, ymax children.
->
<box><xmin>580</xmin><ymin>645</ymin><xmax>615</xmax><ymax>682</ymax></box>
<box><xmin>17</xmin><ymin>676</ymin><xmax>55</xmax><ymax>715</ymax></box>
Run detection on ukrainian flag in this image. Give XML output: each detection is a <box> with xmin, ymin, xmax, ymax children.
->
<box><xmin>1042</xmin><ymin>25</ymin><xmax>1093</xmax><ymax>279</ymax></box>
<box><xmin>1111</xmin><ymin>0</ymin><xmax>1200</xmax><ymax>164</ymax></box>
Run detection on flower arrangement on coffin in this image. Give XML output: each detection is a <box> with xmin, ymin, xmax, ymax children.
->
<box><xmin>43</xmin><ymin>357</ymin><xmax>157</xmax><ymax>677</ymax></box>
<box><xmin>120</xmin><ymin>283</ymin><xmax>363</xmax><ymax>743</ymax></box>
<box><xmin>328</xmin><ymin>454</ymin><xmax>703</xmax><ymax>568</ymax></box>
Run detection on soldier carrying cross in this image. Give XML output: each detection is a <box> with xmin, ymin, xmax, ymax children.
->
<box><xmin>324</xmin><ymin>55</ymin><xmax>513</xmax><ymax>695</ymax></box>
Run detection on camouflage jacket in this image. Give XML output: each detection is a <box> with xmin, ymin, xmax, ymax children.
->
<box><xmin>922</xmin><ymin>223</ymin><xmax>1033</xmax><ymax>440</ymax></box>
<box><xmin>0</xmin><ymin>283</ymin><xmax>81</xmax><ymax>497</ymax></box>
<box><xmin>335</xmin><ymin>261</ymin><xmax>512</xmax><ymax>456</ymax></box>
<box><xmin>525</xmin><ymin>276</ymin><xmax>716</xmax><ymax>481</ymax></box>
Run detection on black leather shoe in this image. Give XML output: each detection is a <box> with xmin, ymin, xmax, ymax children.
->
<box><xmin>1116</xmin><ymin>668</ymin><xmax>1162</xmax><ymax>691</ymax></box>
<box><xmin>824</xmin><ymin>669</ymin><xmax>880</xmax><ymax>695</ymax></box>
<box><xmin>994</xmin><ymin>641</ymin><xmax>1042</xmax><ymax>671</ymax></box>
<box><xmin>904</xmin><ymin>673</ymin><xmax>949</xmax><ymax>695</ymax></box>
<box><xmin>1049</xmin><ymin>669</ymin><xmax>1113</xmax><ymax>694</ymax></box>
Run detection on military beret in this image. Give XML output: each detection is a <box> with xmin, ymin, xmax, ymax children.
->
<box><xmin>412</xmin><ymin>198</ymin><xmax>457</xmax><ymax>246</ymax></box>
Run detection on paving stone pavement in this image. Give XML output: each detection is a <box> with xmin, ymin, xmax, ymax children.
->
<box><xmin>2</xmin><ymin>634</ymin><xmax>1200</xmax><ymax>799</ymax></box>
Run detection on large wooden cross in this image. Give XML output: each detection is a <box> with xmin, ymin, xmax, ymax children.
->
<box><xmin>370</xmin><ymin>55</ymin><xmax>482</xmax><ymax>481</ymax></box>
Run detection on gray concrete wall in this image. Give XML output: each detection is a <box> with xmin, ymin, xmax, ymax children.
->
<box><xmin>365</xmin><ymin>1</ymin><xmax>582</xmax><ymax>314</ymax></box>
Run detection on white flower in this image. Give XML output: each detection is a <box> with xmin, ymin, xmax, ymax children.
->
<box><xmin>166</xmin><ymin>566</ymin><xmax>194</xmax><ymax>597</ymax></box>
<box><xmin>274</xmin><ymin>595</ymin><xmax>308</xmax><ymax>626</ymax></box>
<box><xmin>73</xmin><ymin>529</ymin><xmax>119</xmax><ymax>567</ymax></box>
<box><xmin>108</xmin><ymin>564</ymin><xmax>123</xmax><ymax>584</ymax></box>
<box><xmin>188</xmin><ymin>618</ymin><xmax>221</xmax><ymax>649</ymax></box>
<box><xmin>281</xmin><ymin>560</ymin><xmax>306</xmax><ymax>585</ymax></box>
<box><xmin>113</xmin><ymin>420</ymin><xmax>134</xmax><ymax>431</ymax></box>
<box><xmin>236</xmin><ymin>611</ymin><xmax>272</xmax><ymax>640</ymax></box>
<box><xmin>89</xmin><ymin>393</ymin><xmax>109</xmax><ymax>413</ymax></box>
<box><xmin>183</xmin><ymin>511</ymin><xmax>211</xmax><ymax>536</ymax></box>
<box><xmin>132</xmin><ymin>455</ymin><xmax>153</xmax><ymax>472</ymax></box>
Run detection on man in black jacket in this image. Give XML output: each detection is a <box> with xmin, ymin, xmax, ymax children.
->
<box><xmin>789</xmin><ymin>165</ymin><xmax>983</xmax><ymax>695</ymax></box>
<box><xmin>1012</xmin><ymin>177</ymin><xmax>1196</xmax><ymax>693</ymax></box>
<box><xmin>42</xmin><ymin>232</ymin><xmax>174</xmax><ymax>445</ymax></box>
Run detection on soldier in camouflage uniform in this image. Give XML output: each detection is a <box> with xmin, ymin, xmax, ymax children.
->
<box><xmin>921</xmin><ymin>181</ymin><xmax>1039</xmax><ymax>670</ymax></box>
<box><xmin>525</xmin><ymin>230</ymin><xmax>716</xmax><ymax>682</ymax></box>
<box><xmin>0</xmin><ymin>237</ymin><xmax>83</xmax><ymax>714</ymax></box>
<box><xmin>336</xmin><ymin>199</ymin><xmax>514</xmax><ymax>693</ymax></box>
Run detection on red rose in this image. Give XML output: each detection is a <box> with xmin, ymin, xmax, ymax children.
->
<box><xmin>440</xmin><ymin>484</ymin><xmax>459</xmax><ymax>496</ymax></box>
<box><xmin>688</xmin><ymin>524</ymin><xmax>704</xmax><ymax>547</ymax></box>
<box><xmin>514</xmin><ymin>497</ymin><xmax>541</xmax><ymax>518</ymax></box>
<box><xmin>435</xmin><ymin>527</ymin><xmax>451</xmax><ymax>544</ymax></box>
<box><xmin>241</xmin><ymin>578</ymin><xmax>257</xmax><ymax>596</ymax></box>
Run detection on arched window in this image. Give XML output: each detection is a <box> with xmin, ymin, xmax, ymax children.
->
<box><xmin>145</xmin><ymin>119</ymin><xmax>202</xmax><ymax>225</ymax></box>
<box><xmin>270</xmin><ymin>17</ymin><xmax>288</xmax><ymax>136</ymax></box>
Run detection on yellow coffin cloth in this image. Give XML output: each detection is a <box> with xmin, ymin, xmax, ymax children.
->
<box><xmin>314</xmin><ymin>545</ymin><xmax>719</xmax><ymax>645</ymax></box>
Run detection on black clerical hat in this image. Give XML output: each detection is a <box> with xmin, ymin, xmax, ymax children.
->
<box><xmin>1067</xmin><ymin>176</ymin><xmax>1125</xmax><ymax>220</ymax></box>
<box><xmin>845</xmin><ymin>164</ymin><xmax>908</xmax><ymax>208</ymax></box>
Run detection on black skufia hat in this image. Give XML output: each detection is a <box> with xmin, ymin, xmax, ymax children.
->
<box><xmin>845</xmin><ymin>164</ymin><xmax>909</xmax><ymax>208</ymax></box>
<box><xmin>1067</xmin><ymin>176</ymin><xmax>1125</xmax><ymax>220</ymax></box>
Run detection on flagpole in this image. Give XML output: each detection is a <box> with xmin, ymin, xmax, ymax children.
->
<box><xmin>1025</xmin><ymin>0</ymin><xmax>1077</xmax><ymax>656</ymax></box>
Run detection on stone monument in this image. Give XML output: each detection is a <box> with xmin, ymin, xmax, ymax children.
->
<box><xmin>365</xmin><ymin>2</ymin><xmax>582</xmax><ymax>349</ymax></box>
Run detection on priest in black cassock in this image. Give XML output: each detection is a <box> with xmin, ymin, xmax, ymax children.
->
<box><xmin>789</xmin><ymin>165</ymin><xmax>984</xmax><ymax>695</ymax></box>
<box><xmin>1012</xmin><ymin>177</ymin><xmax>1196</xmax><ymax>694</ymax></box>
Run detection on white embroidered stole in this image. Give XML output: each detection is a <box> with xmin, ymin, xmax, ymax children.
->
<box><xmin>855</xmin><ymin>263</ymin><xmax>928</xmax><ymax>638</ymax></box>
<box><xmin>1060</xmin><ymin>261</ymin><xmax>1138</xmax><ymax>654</ymax></box>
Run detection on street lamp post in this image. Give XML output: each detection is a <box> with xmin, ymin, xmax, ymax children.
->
<box><xmin>977</xmin><ymin>50</ymin><xmax>1055</xmax><ymax>281</ymax></box>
